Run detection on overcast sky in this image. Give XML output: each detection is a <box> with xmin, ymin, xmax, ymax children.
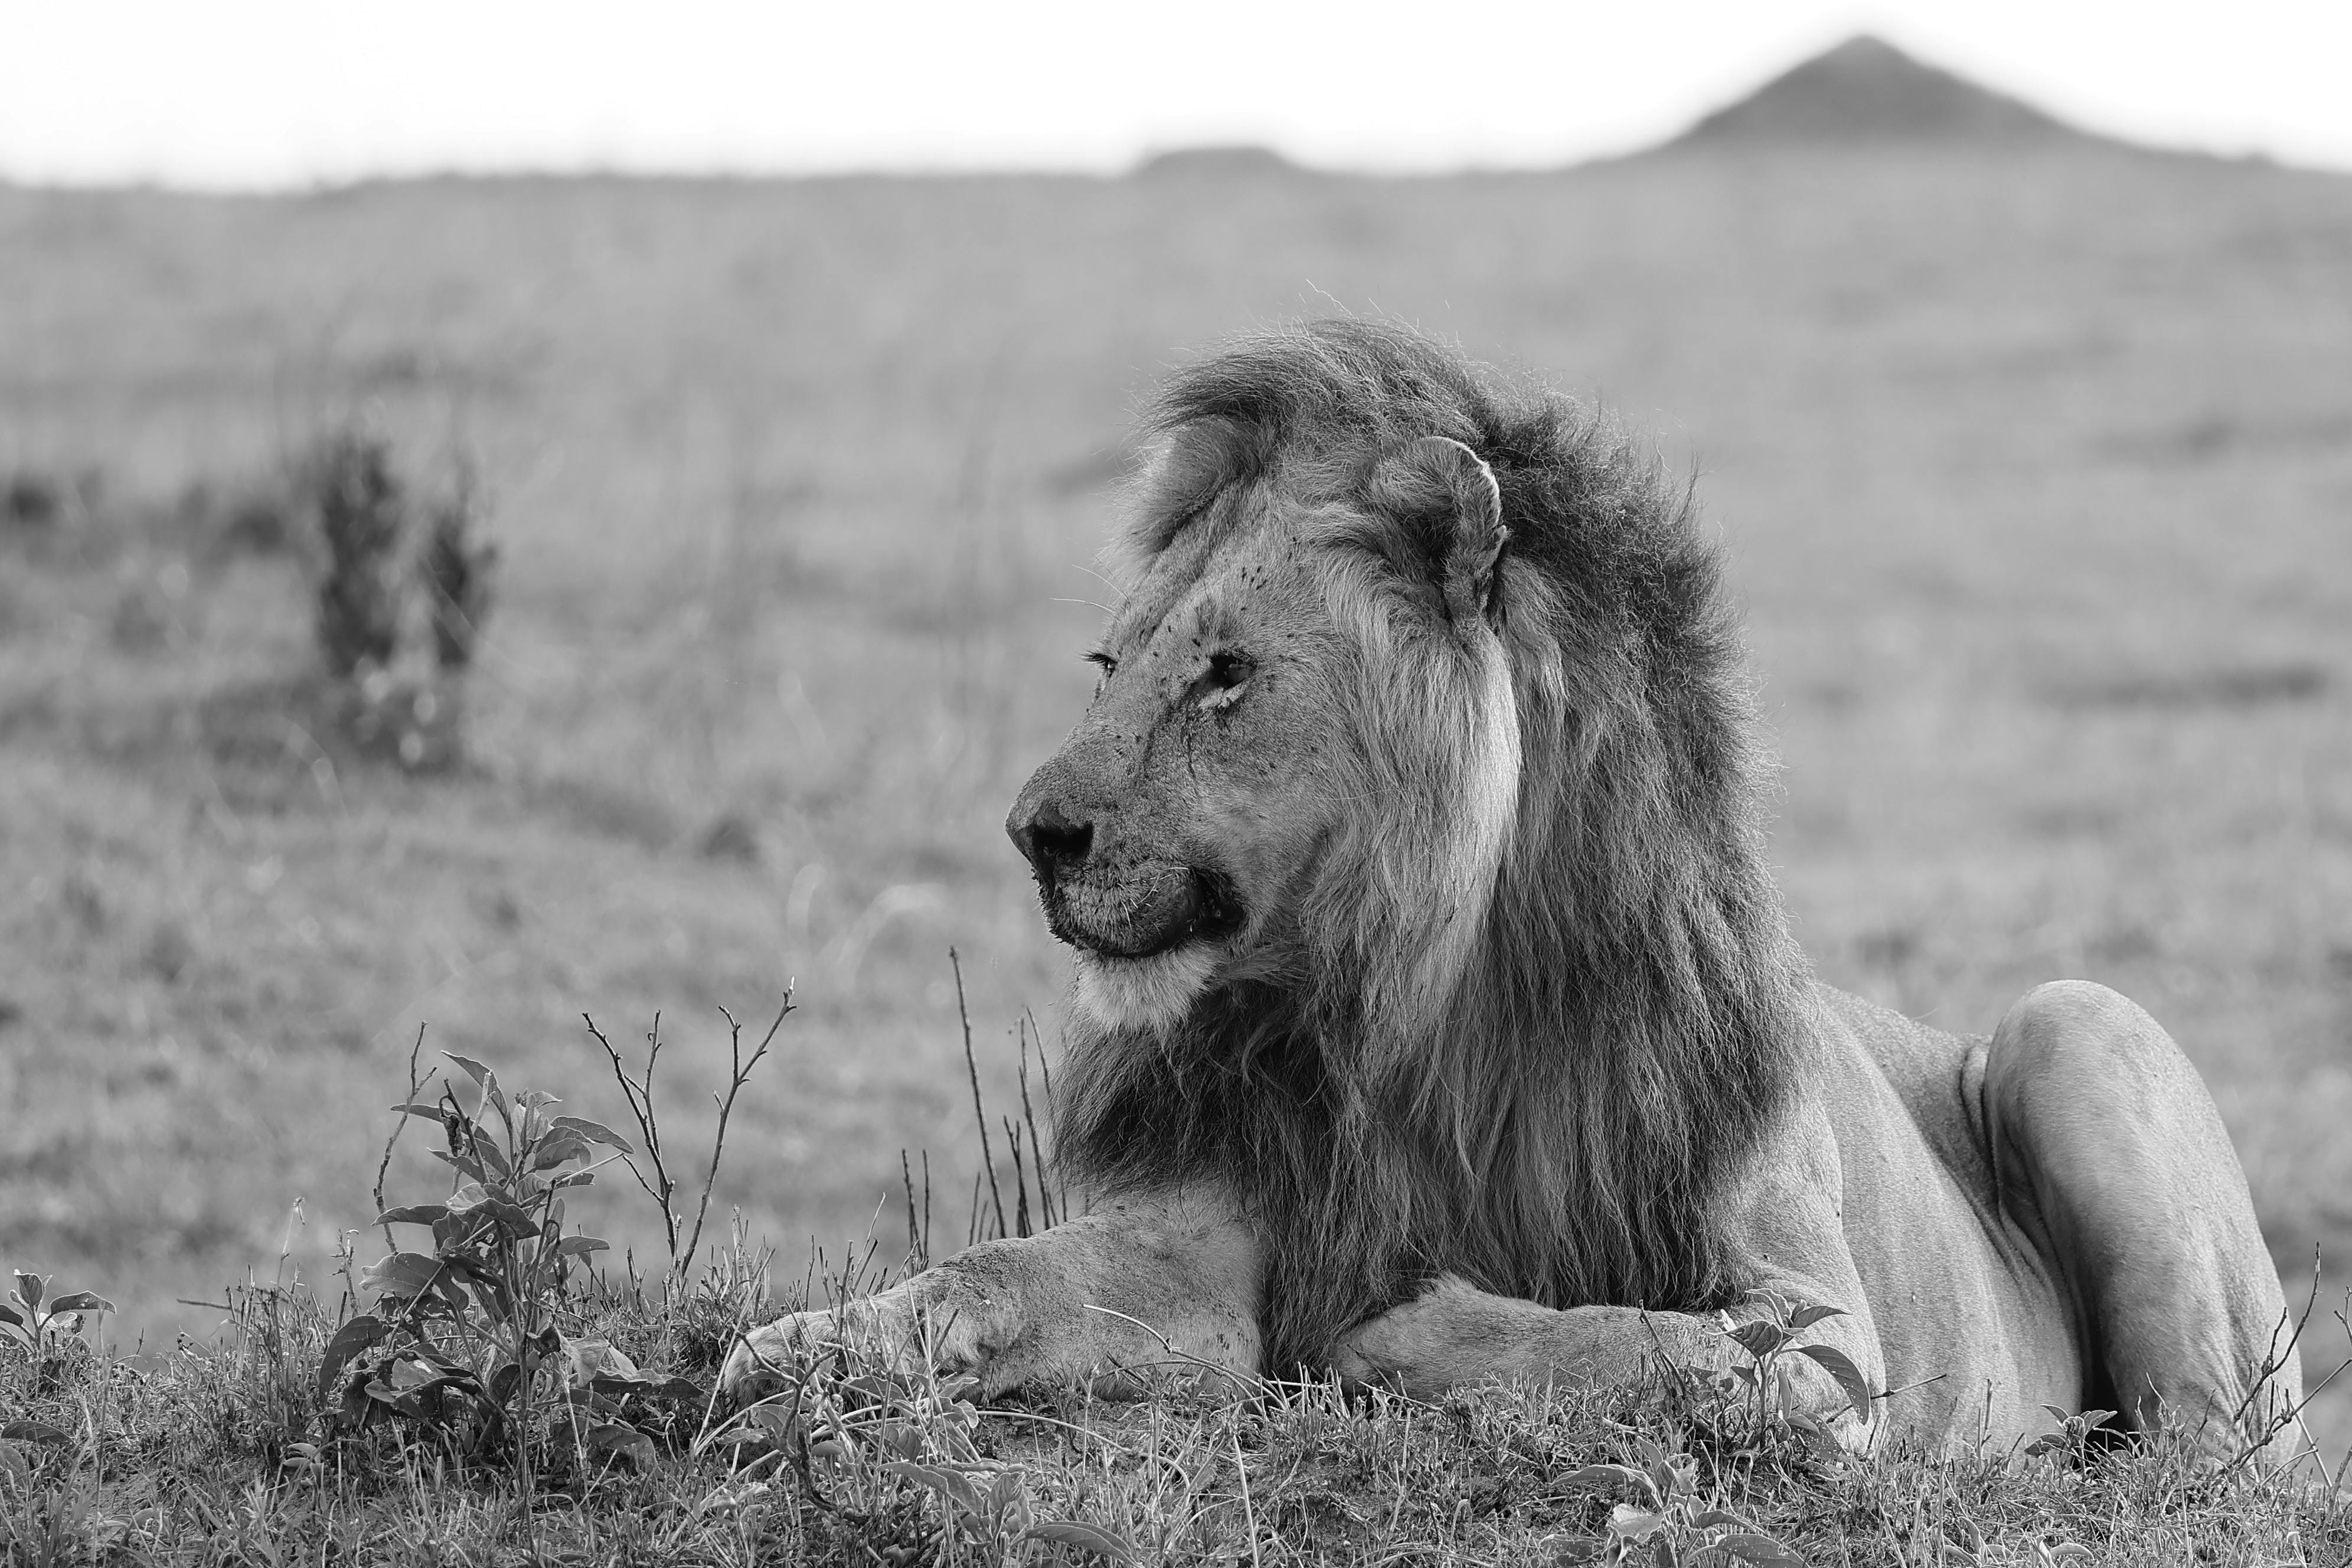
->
<box><xmin>6</xmin><ymin>0</ymin><xmax>2349</xmax><ymax>187</ymax></box>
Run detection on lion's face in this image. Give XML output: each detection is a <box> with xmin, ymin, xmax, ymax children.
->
<box><xmin>1011</xmin><ymin>429</ymin><xmax>1517</xmax><ymax>1035</ymax></box>
<box><xmin>1007</xmin><ymin>485</ymin><xmax>1354</xmax><ymax>1031</ymax></box>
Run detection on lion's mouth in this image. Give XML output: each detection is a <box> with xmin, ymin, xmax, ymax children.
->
<box><xmin>1041</xmin><ymin>866</ymin><xmax>1245</xmax><ymax>961</ymax></box>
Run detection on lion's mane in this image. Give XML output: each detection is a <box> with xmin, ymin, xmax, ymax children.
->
<box><xmin>1056</xmin><ymin>319</ymin><xmax>1813</xmax><ymax>1375</ymax></box>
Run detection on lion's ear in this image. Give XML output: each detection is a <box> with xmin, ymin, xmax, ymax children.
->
<box><xmin>1375</xmin><ymin>436</ymin><xmax>1508</xmax><ymax>627</ymax></box>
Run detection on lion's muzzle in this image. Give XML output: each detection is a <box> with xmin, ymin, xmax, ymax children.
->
<box><xmin>1040</xmin><ymin>863</ymin><xmax>1214</xmax><ymax>958</ymax></box>
<box><xmin>1009</xmin><ymin>786</ymin><xmax>1240</xmax><ymax>960</ymax></box>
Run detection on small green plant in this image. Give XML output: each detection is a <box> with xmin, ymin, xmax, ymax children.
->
<box><xmin>324</xmin><ymin>1051</ymin><xmax>656</xmax><ymax>1479</ymax></box>
<box><xmin>0</xmin><ymin>1272</ymin><xmax>115</xmax><ymax>1366</ymax></box>
<box><xmin>0</xmin><ymin>1271</ymin><xmax>113</xmax><ymax>1489</ymax></box>
<box><xmin>2024</xmin><ymin>1402</ymin><xmax>2118</xmax><ymax>1463</ymax></box>
<box><xmin>321</xmin><ymin>1000</ymin><xmax>796</xmax><ymax>1495</ymax></box>
<box><xmin>1709</xmin><ymin>1286</ymin><xmax>1874</xmax><ymax>1459</ymax></box>
<box><xmin>1560</xmin><ymin>1433</ymin><xmax>1802</xmax><ymax>1565</ymax></box>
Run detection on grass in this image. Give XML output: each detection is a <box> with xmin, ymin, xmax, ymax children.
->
<box><xmin>1</xmin><ymin>1024</ymin><xmax>2346</xmax><ymax>1563</ymax></box>
<box><xmin>0</xmin><ymin>1342</ymin><xmax>2325</xmax><ymax>1564</ymax></box>
<box><xmin>2</xmin><ymin>135</ymin><xmax>2351</xmax><ymax>1553</ymax></box>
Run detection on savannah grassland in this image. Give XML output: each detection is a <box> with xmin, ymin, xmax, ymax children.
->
<box><xmin>2</xmin><ymin>132</ymin><xmax>2352</xmax><ymax>1550</ymax></box>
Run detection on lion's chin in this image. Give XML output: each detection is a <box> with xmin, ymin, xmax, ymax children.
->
<box><xmin>1070</xmin><ymin>943</ymin><xmax>1220</xmax><ymax>1034</ymax></box>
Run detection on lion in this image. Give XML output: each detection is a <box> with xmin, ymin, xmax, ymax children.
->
<box><xmin>725</xmin><ymin>319</ymin><xmax>2302</xmax><ymax>1457</ymax></box>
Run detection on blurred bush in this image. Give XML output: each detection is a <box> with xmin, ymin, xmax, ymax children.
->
<box><xmin>312</xmin><ymin>432</ymin><xmax>406</xmax><ymax>681</ymax></box>
<box><xmin>300</xmin><ymin>428</ymin><xmax>499</xmax><ymax>773</ymax></box>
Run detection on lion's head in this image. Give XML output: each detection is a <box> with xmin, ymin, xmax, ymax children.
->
<box><xmin>1007</xmin><ymin>412</ymin><xmax>1515</xmax><ymax>1041</ymax></box>
<box><xmin>1011</xmin><ymin>319</ymin><xmax>1811</xmax><ymax>1373</ymax></box>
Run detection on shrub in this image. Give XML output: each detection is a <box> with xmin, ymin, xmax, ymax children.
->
<box><xmin>310</xmin><ymin>432</ymin><xmax>405</xmax><ymax>681</ymax></box>
<box><xmin>298</xmin><ymin>427</ymin><xmax>499</xmax><ymax>772</ymax></box>
<box><xmin>325</xmin><ymin>1051</ymin><xmax>671</xmax><ymax>1480</ymax></box>
<box><xmin>420</xmin><ymin>471</ymin><xmax>496</xmax><ymax>672</ymax></box>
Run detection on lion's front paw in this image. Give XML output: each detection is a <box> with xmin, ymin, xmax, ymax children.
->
<box><xmin>718</xmin><ymin>1311</ymin><xmax>839</xmax><ymax>1406</ymax></box>
<box><xmin>1332</xmin><ymin>1276</ymin><xmax>1546</xmax><ymax>1398</ymax></box>
<box><xmin>718</xmin><ymin>1292</ymin><xmax>991</xmax><ymax>1407</ymax></box>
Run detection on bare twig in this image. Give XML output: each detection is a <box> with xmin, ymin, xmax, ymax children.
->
<box><xmin>2247</xmin><ymin>1340</ymin><xmax>2352</xmax><ymax>1469</ymax></box>
<box><xmin>677</xmin><ymin>990</ymin><xmax>792</xmax><ymax>1285</ymax></box>
<box><xmin>2232</xmin><ymin>1250</ymin><xmax>2320</xmax><ymax>1435</ymax></box>
<box><xmin>951</xmin><ymin>949</ymin><xmax>1006</xmax><ymax>1241</ymax></box>
<box><xmin>1005</xmin><ymin>1115</ymin><xmax>1031</xmax><ymax>1239</ymax></box>
<box><xmin>1017</xmin><ymin>1016</ymin><xmax>1054</xmax><ymax>1231</ymax></box>
<box><xmin>1878</xmin><ymin>1371</ymin><xmax>1952</xmax><ymax>1403</ymax></box>
<box><xmin>586</xmin><ymin>1011</ymin><xmax>680</xmax><ymax>1259</ymax></box>
<box><xmin>2220</xmin><ymin>1250</ymin><xmax>2334</xmax><ymax>1474</ymax></box>
<box><xmin>374</xmin><ymin>1023</ymin><xmax>429</xmax><ymax>1253</ymax></box>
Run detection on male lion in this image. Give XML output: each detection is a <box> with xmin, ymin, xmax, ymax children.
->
<box><xmin>727</xmin><ymin>319</ymin><xmax>2300</xmax><ymax>1455</ymax></box>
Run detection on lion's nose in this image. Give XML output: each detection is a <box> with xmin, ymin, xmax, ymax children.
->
<box><xmin>1008</xmin><ymin>796</ymin><xmax>1094</xmax><ymax>881</ymax></box>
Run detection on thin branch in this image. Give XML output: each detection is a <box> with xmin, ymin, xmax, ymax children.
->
<box><xmin>2230</xmin><ymin>1251</ymin><xmax>2318</xmax><ymax>1435</ymax></box>
<box><xmin>951</xmin><ymin>949</ymin><xmax>1006</xmax><ymax>1241</ymax></box>
<box><xmin>1004</xmin><ymin>1115</ymin><xmax>1030</xmax><ymax>1239</ymax></box>
<box><xmin>1018</xmin><ymin>1017</ymin><xmax>1054</xmax><ymax>1231</ymax></box>
<box><xmin>677</xmin><ymin>989</ymin><xmax>792</xmax><ymax>1285</ymax></box>
<box><xmin>584</xmin><ymin>1012</ymin><xmax>678</xmax><ymax>1257</ymax></box>
<box><xmin>2220</xmin><ymin>1249</ymin><xmax>2331</xmax><ymax>1473</ymax></box>
<box><xmin>375</xmin><ymin>1023</ymin><xmax>429</xmax><ymax>1253</ymax></box>
<box><xmin>2220</xmin><ymin>1298</ymin><xmax>2352</xmax><ymax>1479</ymax></box>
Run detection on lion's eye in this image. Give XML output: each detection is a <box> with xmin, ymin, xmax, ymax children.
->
<box><xmin>1084</xmin><ymin>650</ymin><xmax>1118</xmax><ymax>677</ymax></box>
<box><xmin>1195</xmin><ymin>651</ymin><xmax>1254</xmax><ymax>711</ymax></box>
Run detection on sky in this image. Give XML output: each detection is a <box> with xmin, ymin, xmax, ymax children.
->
<box><xmin>5</xmin><ymin>0</ymin><xmax>2350</xmax><ymax>188</ymax></box>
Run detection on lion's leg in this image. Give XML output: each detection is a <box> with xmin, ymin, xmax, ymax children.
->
<box><xmin>719</xmin><ymin>1187</ymin><xmax>1260</xmax><ymax>1402</ymax></box>
<box><xmin>1328</xmin><ymin>1274</ymin><xmax>1886</xmax><ymax>1446</ymax></box>
<box><xmin>1983</xmin><ymin>980</ymin><xmax>2301</xmax><ymax>1457</ymax></box>
<box><xmin>1330</xmin><ymin>1102</ymin><xmax>1890</xmax><ymax>1445</ymax></box>
<box><xmin>1328</xmin><ymin>1277</ymin><xmax>1721</xmax><ymax>1392</ymax></box>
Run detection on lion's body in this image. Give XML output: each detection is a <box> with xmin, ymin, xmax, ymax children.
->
<box><xmin>1798</xmin><ymin>983</ymin><xmax>2286</xmax><ymax>1444</ymax></box>
<box><xmin>727</xmin><ymin>321</ymin><xmax>2300</xmax><ymax>1458</ymax></box>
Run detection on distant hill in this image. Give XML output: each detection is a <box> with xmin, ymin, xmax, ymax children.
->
<box><xmin>1129</xmin><ymin>144</ymin><xmax>1305</xmax><ymax>181</ymax></box>
<box><xmin>1676</xmin><ymin>34</ymin><xmax>2096</xmax><ymax>148</ymax></box>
